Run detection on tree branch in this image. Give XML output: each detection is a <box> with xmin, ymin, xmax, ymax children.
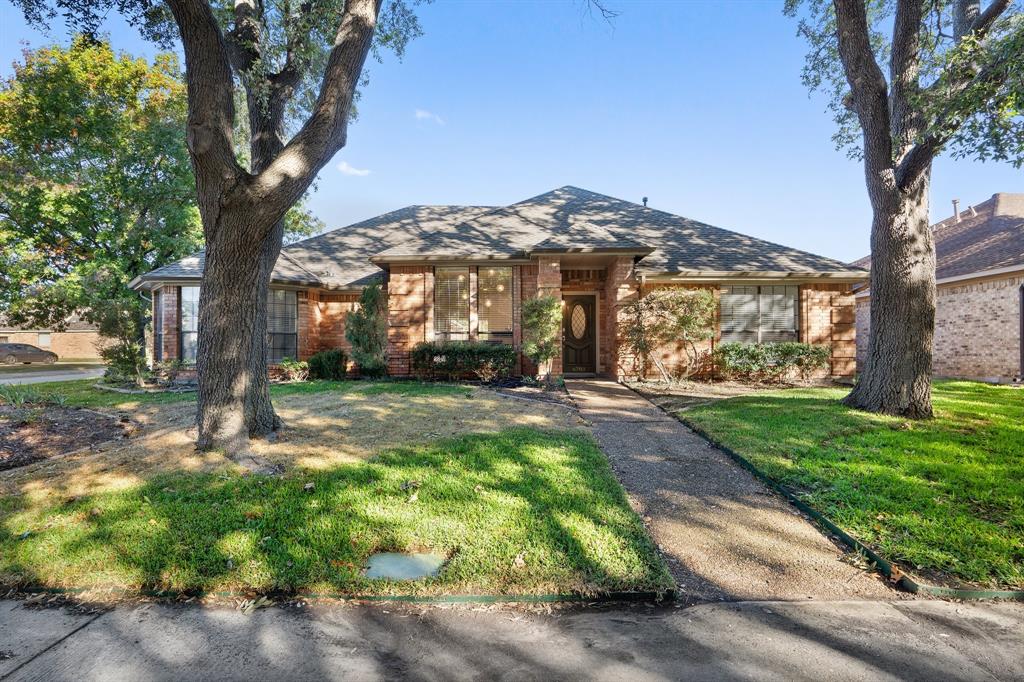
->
<box><xmin>226</xmin><ymin>0</ymin><xmax>262</xmax><ymax>75</ymax></box>
<box><xmin>968</xmin><ymin>0</ymin><xmax>1010</xmax><ymax>38</ymax></box>
<box><xmin>246</xmin><ymin>0</ymin><xmax>381</xmax><ymax>223</ymax></box>
<box><xmin>889</xmin><ymin>0</ymin><xmax>925</xmax><ymax>153</ymax></box>
<box><xmin>165</xmin><ymin>0</ymin><xmax>245</xmax><ymax>225</ymax></box>
<box><xmin>833</xmin><ymin>0</ymin><xmax>895</xmax><ymax>178</ymax></box>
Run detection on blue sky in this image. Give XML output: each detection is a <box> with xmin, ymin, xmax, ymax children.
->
<box><xmin>2</xmin><ymin>1</ymin><xmax>1020</xmax><ymax>262</ymax></box>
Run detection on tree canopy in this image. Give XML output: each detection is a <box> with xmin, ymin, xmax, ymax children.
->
<box><xmin>0</xmin><ymin>37</ymin><xmax>202</xmax><ymax>330</ymax></box>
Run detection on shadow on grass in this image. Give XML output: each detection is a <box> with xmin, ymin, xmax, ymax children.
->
<box><xmin>0</xmin><ymin>427</ymin><xmax>671</xmax><ymax>597</ymax></box>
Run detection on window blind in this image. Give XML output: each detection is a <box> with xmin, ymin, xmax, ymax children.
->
<box><xmin>179</xmin><ymin>286</ymin><xmax>200</xmax><ymax>363</ymax></box>
<box><xmin>267</xmin><ymin>289</ymin><xmax>298</xmax><ymax>362</ymax></box>
<box><xmin>720</xmin><ymin>285</ymin><xmax>798</xmax><ymax>344</ymax></box>
<box><xmin>434</xmin><ymin>267</ymin><xmax>470</xmax><ymax>340</ymax></box>
<box><xmin>478</xmin><ymin>267</ymin><xmax>513</xmax><ymax>342</ymax></box>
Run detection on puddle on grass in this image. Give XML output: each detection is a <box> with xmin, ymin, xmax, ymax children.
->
<box><xmin>364</xmin><ymin>552</ymin><xmax>446</xmax><ymax>580</ymax></box>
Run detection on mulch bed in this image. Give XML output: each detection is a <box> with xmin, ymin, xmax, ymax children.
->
<box><xmin>0</xmin><ymin>406</ymin><xmax>131</xmax><ymax>472</ymax></box>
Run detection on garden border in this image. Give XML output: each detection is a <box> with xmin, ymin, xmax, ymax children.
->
<box><xmin>680</xmin><ymin>419</ymin><xmax>1024</xmax><ymax>601</ymax></box>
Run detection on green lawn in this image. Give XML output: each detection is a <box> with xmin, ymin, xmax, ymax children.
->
<box><xmin>679</xmin><ymin>380</ymin><xmax>1023</xmax><ymax>589</ymax></box>
<box><xmin>1</xmin><ymin>381</ymin><xmax>669</xmax><ymax>597</ymax></box>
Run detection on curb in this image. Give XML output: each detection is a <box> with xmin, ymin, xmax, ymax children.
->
<box><xmin>5</xmin><ymin>584</ymin><xmax>675</xmax><ymax>605</ymax></box>
<box><xmin>681</xmin><ymin>420</ymin><xmax>1024</xmax><ymax>601</ymax></box>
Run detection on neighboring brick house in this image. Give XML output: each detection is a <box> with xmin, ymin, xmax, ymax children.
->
<box><xmin>0</xmin><ymin>314</ymin><xmax>105</xmax><ymax>360</ymax></box>
<box><xmin>130</xmin><ymin>186</ymin><xmax>866</xmax><ymax>379</ymax></box>
<box><xmin>854</xmin><ymin>193</ymin><xmax>1024</xmax><ymax>383</ymax></box>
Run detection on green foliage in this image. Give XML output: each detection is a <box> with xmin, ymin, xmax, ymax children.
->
<box><xmin>682</xmin><ymin>381</ymin><xmax>1024</xmax><ymax>587</ymax></box>
<box><xmin>0</xmin><ymin>384</ymin><xmax>69</xmax><ymax>408</ymax></box>
<box><xmin>345</xmin><ymin>284</ymin><xmax>388</xmax><ymax>378</ymax></box>
<box><xmin>308</xmin><ymin>349</ymin><xmax>348</xmax><ymax>381</ymax></box>
<box><xmin>277</xmin><ymin>357</ymin><xmax>309</xmax><ymax>382</ymax></box>
<box><xmin>785</xmin><ymin>0</ymin><xmax>1024</xmax><ymax>166</ymax></box>
<box><xmin>619</xmin><ymin>288</ymin><xmax>716</xmax><ymax>382</ymax></box>
<box><xmin>411</xmin><ymin>341</ymin><xmax>516</xmax><ymax>383</ymax></box>
<box><xmin>521</xmin><ymin>295</ymin><xmax>562</xmax><ymax>379</ymax></box>
<box><xmin>92</xmin><ymin>298</ymin><xmax>148</xmax><ymax>385</ymax></box>
<box><xmin>0</xmin><ymin>38</ymin><xmax>202</xmax><ymax>345</ymax></box>
<box><xmin>713</xmin><ymin>342</ymin><xmax>831</xmax><ymax>383</ymax></box>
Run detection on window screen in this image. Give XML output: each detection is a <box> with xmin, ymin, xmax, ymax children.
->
<box><xmin>37</xmin><ymin>333</ymin><xmax>51</xmax><ymax>348</ymax></box>
<box><xmin>478</xmin><ymin>267</ymin><xmax>513</xmax><ymax>342</ymax></box>
<box><xmin>179</xmin><ymin>286</ymin><xmax>200</xmax><ymax>363</ymax></box>
<box><xmin>720</xmin><ymin>285</ymin><xmax>798</xmax><ymax>344</ymax></box>
<box><xmin>267</xmin><ymin>289</ymin><xmax>298</xmax><ymax>362</ymax></box>
<box><xmin>434</xmin><ymin>268</ymin><xmax>470</xmax><ymax>340</ymax></box>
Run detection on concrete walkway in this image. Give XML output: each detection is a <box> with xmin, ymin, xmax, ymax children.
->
<box><xmin>565</xmin><ymin>379</ymin><xmax>896</xmax><ymax>602</ymax></box>
<box><xmin>3</xmin><ymin>598</ymin><xmax>1022</xmax><ymax>681</ymax></box>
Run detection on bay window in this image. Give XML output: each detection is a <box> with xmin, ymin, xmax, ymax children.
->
<box><xmin>179</xmin><ymin>286</ymin><xmax>200</xmax><ymax>363</ymax></box>
<box><xmin>720</xmin><ymin>285</ymin><xmax>798</xmax><ymax>344</ymax></box>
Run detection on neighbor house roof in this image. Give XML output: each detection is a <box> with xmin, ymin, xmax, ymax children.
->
<box><xmin>852</xmin><ymin>193</ymin><xmax>1024</xmax><ymax>282</ymax></box>
<box><xmin>132</xmin><ymin>186</ymin><xmax>864</xmax><ymax>291</ymax></box>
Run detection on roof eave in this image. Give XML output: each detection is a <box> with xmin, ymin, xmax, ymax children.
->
<box><xmin>527</xmin><ymin>246</ymin><xmax>656</xmax><ymax>256</ymax></box>
<box><xmin>369</xmin><ymin>253</ymin><xmax>532</xmax><ymax>264</ymax></box>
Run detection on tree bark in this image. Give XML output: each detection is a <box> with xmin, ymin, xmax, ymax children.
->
<box><xmin>843</xmin><ymin>173</ymin><xmax>935</xmax><ymax>418</ymax></box>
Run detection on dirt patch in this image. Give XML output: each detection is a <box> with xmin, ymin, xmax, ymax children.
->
<box><xmin>489</xmin><ymin>384</ymin><xmax>576</xmax><ymax>408</ymax></box>
<box><xmin>0</xmin><ymin>406</ymin><xmax>132</xmax><ymax>471</ymax></box>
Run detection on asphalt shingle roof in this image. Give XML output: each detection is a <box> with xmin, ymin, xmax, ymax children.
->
<box><xmin>851</xmin><ymin>193</ymin><xmax>1024</xmax><ymax>280</ymax></box>
<box><xmin>135</xmin><ymin>186</ymin><xmax>863</xmax><ymax>290</ymax></box>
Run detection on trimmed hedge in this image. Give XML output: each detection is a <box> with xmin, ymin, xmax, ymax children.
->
<box><xmin>411</xmin><ymin>341</ymin><xmax>516</xmax><ymax>383</ymax></box>
<box><xmin>308</xmin><ymin>348</ymin><xmax>348</xmax><ymax>381</ymax></box>
<box><xmin>713</xmin><ymin>342</ymin><xmax>831</xmax><ymax>383</ymax></box>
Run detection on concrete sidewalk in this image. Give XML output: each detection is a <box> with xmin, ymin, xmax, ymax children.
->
<box><xmin>2</xmin><ymin>598</ymin><xmax>1022</xmax><ymax>681</ymax></box>
<box><xmin>565</xmin><ymin>379</ymin><xmax>896</xmax><ymax>602</ymax></box>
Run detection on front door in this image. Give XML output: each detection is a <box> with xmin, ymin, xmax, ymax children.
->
<box><xmin>563</xmin><ymin>296</ymin><xmax>596</xmax><ymax>375</ymax></box>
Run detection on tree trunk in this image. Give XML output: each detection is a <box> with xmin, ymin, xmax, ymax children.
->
<box><xmin>195</xmin><ymin>212</ymin><xmax>281</xmax><ymax>452</ymax></box>
<box><xmin>844</xmin><ymin>171</ymin><xmax>936</xmax><ymax>418</ymax></box>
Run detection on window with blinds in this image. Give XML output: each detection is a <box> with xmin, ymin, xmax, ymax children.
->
<box><xmin>434</xmin><ymin>267</ymin><xmax>470</xmax><ymax>340</ymax></box>
<box><xmin>267</xmin><ymin>289</ymin><xmax>298</xmax><ymax>362</ymax></box>
<box><xmin>720</xmin><ymin>285</ymin><xmax>798</xmax><ymax>344</ymax></box>
<box><xmin>478</xmin><ymin>267</ymin><xmax>513</xmax><ymax>343</ymax></box>
<box><xmin>153</xmin><ymin>291</ymin><xmax>163</xmax><ymax>362</ymax></box>
<box><xmin>179</xmin><ymin>286</ymin><xmax>200</xmax><ymax>363</ymax></box>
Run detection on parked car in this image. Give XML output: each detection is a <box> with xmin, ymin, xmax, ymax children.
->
<box><xmin>0</xmin><ymin>343</ymin><xmax>58</xmax><ymax>365</ymax></box>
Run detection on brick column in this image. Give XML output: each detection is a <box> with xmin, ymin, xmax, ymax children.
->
<box><xmin>160</xmin><ymin>285</ymin><xmax>179</xmax><ymax>361</ymax></box>
<box><xmin>387</xmin><ymin>266</ymin><xmax>428</xmax><ymax>376</ymax></box>
<box><xmin>603</xmin><ymin>257</ymin><xmax>638</xmax><ymax>380</ymax></box>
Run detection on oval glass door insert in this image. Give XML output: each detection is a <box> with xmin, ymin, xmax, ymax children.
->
<box><xmin>571</xmin><ymin>304</ymin><xmax>587</xmax><ymax>340</ymax></box>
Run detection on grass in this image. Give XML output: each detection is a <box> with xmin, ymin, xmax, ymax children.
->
<box><xmin>678</xmin><ymin>380</ymin><xmax>1024</xmax><ymax>589</ymax></box>
<box><xmin>1</xmin><ymin>379</ymin><xmax>667</xmax><ymax>596</ymax></box>
<box><xmin>6</xmin><ymin>378</ymin><xmax>470</xmax><ymax>410</ymax></box>
<box><xmin>0</xmin><ymin>428</ymin><xmax>670</xmax><ymax>596</ymax></box>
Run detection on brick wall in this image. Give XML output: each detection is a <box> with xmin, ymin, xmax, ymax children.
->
<box><xmin>800</xmin><ymin>283</ymin><xmax>856</xmax><ymax>377</ymax></box>
<box><xmin>535</xmin><ymin>256</ymin><xmax>562</xmax><ymax>376</ymax></box>
<box><xmin>387</xmin><ymin>266</ymin><xmax>431</xmax><ymax>376</ymax></box>
<box><xmin>0</xmin><ymin>331</ymin><xmax>105</xmax><ymax>360</ymax></box>
<box><xmin>856</xmin><ymin>273</ymin><xmax>1023</xmax><ymax>381</ymax></box>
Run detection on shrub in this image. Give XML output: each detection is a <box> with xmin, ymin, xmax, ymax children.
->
<box><xmin>411</xmin><ymin>341</ymin><xmax>516</xmax><ymax>383</ymax></box>
<box><xmin>153</xmin><ymin>359</ymin><xmax>185</xmax><ymax>384</ymax></box>
<box><xmin>713</xmin><ymin>342</ymin><xmax>831</xmax><ymax>383</ymax></box>
<box><xmin>100</xmin><ymin>339</ymin><xmax>146</xmax><ymax>386</ymax></box>
<box><xmin>345</xmin><ymin>283</ymin><xmax>388</xmax><ymax>377</ymax></box>
<box><xmin>521</xmin><ymin>295</ymin><xmax>561</xmax><ymax>383</ymax></box>
<box><xmin>618</xmin><ymin>288</ymin><xmax>716</xmax><ymax>382</ymax></box>
<box><xmin>308</xmin><ymin>349</ymin><xmax>348</xmax><ymax>381</ymax></box>
<box><xmin>279</xmin><ymin>357</ymin><xmax>310</xmax><ymax>381</ymax></box>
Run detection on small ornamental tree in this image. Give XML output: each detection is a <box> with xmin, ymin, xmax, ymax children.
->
<box><xmin>521</xmin><ymin>295</ymin><xmax>562</xmax><ymax>385</ymax></box>
<box><xmin>345</xmin><ymin>283</ymin><xmax>388</xmax><ymax>377</ymax></box>
<box><xmin>619</xmin><ymin>288</ymin><xmax>716</xmax><ymax>383</ymax></box>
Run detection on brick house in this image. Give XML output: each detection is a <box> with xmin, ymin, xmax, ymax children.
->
<box><xmin>0</xmin><ymin>314</ymin><xmax>105</xmax><ymax>360</ymax></box>
<box><xmin>130</xmin><ymin>186</ymin><xmax>866</xmax><ymax>379</ymax></box>
<box><xmin>854</xmin><ymin>193</ymin><xmax>1024</xmax><ymax>383</ymax></box>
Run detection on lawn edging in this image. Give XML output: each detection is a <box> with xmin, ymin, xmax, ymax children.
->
<box><xmin>680</xmin><ymin>420</ymin><xmax>1024</xmax><ymax>601</ymax></box>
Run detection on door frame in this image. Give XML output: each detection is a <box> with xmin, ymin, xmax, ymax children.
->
<box><xmin>561</xmin><ymin>291</ymin><xmax>600</xmax><ymax>376</ymax></box>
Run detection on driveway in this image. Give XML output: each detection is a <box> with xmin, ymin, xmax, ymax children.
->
<box><xmin>2</xmin><ymin>599</ymin><xmax>1022</xmax><ymax>681</ymax></box>
<box><xmin>565</xmin><ymin>379</ymin><xmax>895</xmax><ymax>602</ymax></box>
<box><xmin>0</xmin><ymin>363</ymin><xmax>104</xmax><ymax>385</ymax></box>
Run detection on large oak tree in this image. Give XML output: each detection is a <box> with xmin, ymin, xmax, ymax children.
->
<box><xmin>787</xmin><ymin>0</ymin><xmax>1023</xmax><ymax>417</ymax></box>
<box><xmin>14</xmin><ymin>0</ymin><xmax>419</xmax><ymax>462</ymax></box>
